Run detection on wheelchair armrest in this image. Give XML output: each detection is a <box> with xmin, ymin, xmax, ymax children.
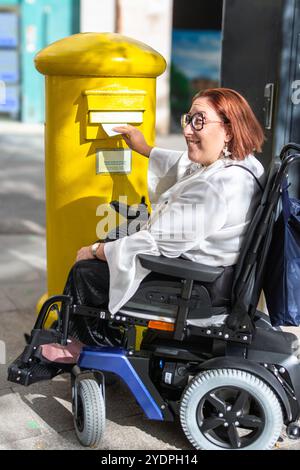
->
<box><xmin>138</xmin><ymin>254</ymin><xmax>224</xmax><ymax>283</ymax></box>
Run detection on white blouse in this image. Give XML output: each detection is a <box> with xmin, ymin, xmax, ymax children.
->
<box><xmin>104</xmin><ymin>148</ymin><xmax>265</xmax><ymax>314</ymax></box>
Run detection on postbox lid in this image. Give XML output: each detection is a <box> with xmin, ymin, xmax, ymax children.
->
<box><xmin>35</xmin><ymin>33</ymin><xmax>166</xmax><ymax>78</ymax></box>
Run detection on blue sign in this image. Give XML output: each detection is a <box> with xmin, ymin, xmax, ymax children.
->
<box><xmin>0</xmin><ymin>50</ymin><xmax>19</xmax><ymax>83</ymax></box>
<box><xmin>0</xmin><ymin>85</ymin><xmax>19</xmax><ymax>114</ymax></box>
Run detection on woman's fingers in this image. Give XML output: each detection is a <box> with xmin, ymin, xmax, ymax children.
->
<box><xmin>113</xmin><ymin>125</ymin><xmax>134</xmax><ymax>134</ymax></box>
<box><xmin>112</xmin><ymin>126</ymin><xmax>126</xmax><ymax>133</ymax></box>
<box><xmin>113</xmin><ymin>126</ymin><xmax>137</xmax><ymax>149</ymax></box>
<box><xmin>110</xmin><ymin>125</ymin><xmax>150</xmax><ymax>156</ymax></box>
<box><xmin>112</xmin><ymin>126</ymin><xmax>131</xmax><ymax>143</ymax></box>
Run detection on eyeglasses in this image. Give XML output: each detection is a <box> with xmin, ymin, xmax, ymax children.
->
<box><xmin>181</xmin><ymin>112</ymin><xmax>225</xmax><ymax>131</ymax></box>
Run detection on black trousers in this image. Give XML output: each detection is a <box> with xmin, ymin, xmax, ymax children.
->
<box><xmin>62</xmin><ymin>257</ymin><xmax>181</xmax><ymax>346</ymax></box>
<box><xmin>63</xmin><ymin>259</ymin><xmax>113</xmax><ymax>345</ymax></box>
<box><xmin>63</xmin><ymin>257</ymin><xmax>234</xmax><ymax>346</ymax></box>
<box><xmin>63</xmin><ymin>258</ymin><xmax>175</xmax><ymax>307</ymax></box>
<box><xmin>63</xmin><ymin>259</ymin><xmax>110</xmax><ymax>307</ymax></box>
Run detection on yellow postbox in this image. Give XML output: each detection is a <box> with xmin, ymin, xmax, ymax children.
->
<box><xmin>34</xmin><ymin>33</ymin><xmax>166</xmax><ymax>323</ymax></box>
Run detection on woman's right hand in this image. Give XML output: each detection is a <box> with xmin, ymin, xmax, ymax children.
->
<box><xmin>113</xmin><ymin>124</ymin><xmax>153</xmax><ymax>157</ymax></box>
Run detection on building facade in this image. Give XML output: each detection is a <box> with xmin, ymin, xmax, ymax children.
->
<box><xmin>0</xmin><ymin>0</ymin><xmax>224</xmax><ymax>134</ymax></box>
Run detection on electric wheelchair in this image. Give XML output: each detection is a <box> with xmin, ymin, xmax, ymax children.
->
<box><xmin>8</xmin><ymin>144</ymin><xmax>300</xmax><ymax>450</ymax></box>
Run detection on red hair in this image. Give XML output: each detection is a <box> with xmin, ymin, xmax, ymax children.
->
<box><xmin>193</xmin><ymin>88</ymin><xmax>265</xmax><ymax>160</ymax></box>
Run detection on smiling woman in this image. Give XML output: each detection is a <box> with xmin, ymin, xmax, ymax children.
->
<box><xmin>61</xmin><ymin>88</ymin><xmax>266</xmax><ymax>340</ymax></box>
<box><xmin>183</xmin><ymin>88</ymin><xmax>265</xmax><ymax>165</ymax></box>
<box><xmin>196</xmin><ymin>89</ymin><xmax>264</xmax><ymax>156</ymax></box>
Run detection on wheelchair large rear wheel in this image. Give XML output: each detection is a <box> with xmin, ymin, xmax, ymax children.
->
<box><xmin>180</xmin><ymin>368</ymin><xmax>283</xmax><ymax>450</ymax></box>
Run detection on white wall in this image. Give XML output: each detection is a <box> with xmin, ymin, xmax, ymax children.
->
<box><xmin>117</xmin><ymin>0</ymin><xmax>173</xmax><ymax>134</ymax></box>
<box><xmin>80</xmin><ymin>0</ymin><xmax>173</xmax><ymax>134</ymax></box>
<box><xmin>80</xmin><ymin>0</ymin><xmax>116</xmax><ymax>33</ymax></box>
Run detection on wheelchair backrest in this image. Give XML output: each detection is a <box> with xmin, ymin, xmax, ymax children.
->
<box><xmin>227</xmin><ymin>158</ymin><xmax>282</xmax><ymax>329</ymax></box>
<box><xmin>228</xmin><ymin>145</ymin><xmax>300</xmax><ymax>331</ymax></box>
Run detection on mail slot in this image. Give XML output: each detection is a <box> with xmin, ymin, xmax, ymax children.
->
<box><xmin>34</xmin><ymin>32</ymin><xmax>166</xmax><ymax>306</ymax></box>
<box><xmin>89</xmin><ymin>111</ymin><xmax>143</xmax><ymax>124</ymax></box>
<box><xmin>84</xmin><ymin>87</ymin><xmax>146</xmax><ymax>140</ymax></box>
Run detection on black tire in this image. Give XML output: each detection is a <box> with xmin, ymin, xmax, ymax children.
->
<box><xmin>180</xmin><ymin>368</ymin><xmax>283</xmax><ymax>450</ymax></box>
<box><xmin>73</xmin><ymin>378</ymin><xmax>106</xmax><ymax>447</ymax></box>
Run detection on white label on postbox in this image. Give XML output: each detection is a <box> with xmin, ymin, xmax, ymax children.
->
<box><xmin>96</xmin><ymin>149</ymin><xmax>131</xmax><ymax>174</ymax></box>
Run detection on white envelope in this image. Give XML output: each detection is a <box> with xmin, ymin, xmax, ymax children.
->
<box><xmin>102</xmin><ymin>123</ymin><xmax>128</xmax><ymax>137</ymax></box>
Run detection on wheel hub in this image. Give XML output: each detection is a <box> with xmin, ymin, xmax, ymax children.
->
<box><xmin>197</xmin><ymin>386</ymin><xmax>265</xmax><ymax>449</ymax></box>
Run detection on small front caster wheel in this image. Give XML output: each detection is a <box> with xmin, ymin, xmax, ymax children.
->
<box><xmin>73</xmin><ymin>378</ymin><xmax>106</xmax><ymax>447</ymax></box>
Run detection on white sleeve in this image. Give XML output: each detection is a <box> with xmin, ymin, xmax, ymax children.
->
<box><xmin>148</xmin><ymin>147</ymin><xmax>186</xmax><ymax>204</ymax></box>
<box><xmin>104</xmin><ymin>178</ymin><xmax>227</xmax><ymax>313</ymax></box>
<box><xmin>148</xmin><ymin>178</ymin><xmax>228</xmax><ymax>257</ymax></box>
<box><xmin>104</xmin><ymin>229</ymin><xmax>160</xmax><ymax>313</ymax></box>
<box><xmin>105</xmin><ymin>178</ymin><xmax>227</xmax><ymax>263</ymax></box>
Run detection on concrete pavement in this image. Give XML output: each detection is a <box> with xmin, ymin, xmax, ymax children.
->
<box><xmin>0</xmin><ymin>122</ymin><xmax>190</xmax><ymax>450</ymax></box>
<box><xmin>0</xmin><ymin>121</ymin><xmax>299</xmax><ymax>450</ymax></box>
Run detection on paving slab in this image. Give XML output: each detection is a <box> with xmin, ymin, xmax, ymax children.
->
<box><xmin>0</xmin><ymin>431</ymin><xmax>84</xmax><ymax>450</ymax></box>
<box><xmin>0</xmin><ymin>291</ymin><xmax>17</xmax><ymax>313</ymax></box>
<box><xmin>1</xmin><ymin>279</ymin><xmax>46</xmax><ymax>313</ymax></box>
<box><xmin>0</xmin><ymin>310</ymin><xmax>33</xmax><ymax>390</ymax></box>
<box><xmin>0</xmin><ymin>387</ymin><xmax>48</xmax><ymax>445</ymax></box>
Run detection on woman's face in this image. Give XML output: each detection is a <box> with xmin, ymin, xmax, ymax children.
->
<box><xmin>183</xmin><ymin>97</ymin><xmax>231</xmax><ymax>166</ymax></box>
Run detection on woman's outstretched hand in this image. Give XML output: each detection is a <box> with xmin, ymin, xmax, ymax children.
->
<box><xmin>113</xmin><ymin>124</ymin><xmax>153</xmax><ymax>157</ymax></box>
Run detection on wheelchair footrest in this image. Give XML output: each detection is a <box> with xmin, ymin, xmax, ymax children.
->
<box><xmin>8</xmin><ymin>355</ymin><xmax>62</xmax><ymax>386</ymax></box>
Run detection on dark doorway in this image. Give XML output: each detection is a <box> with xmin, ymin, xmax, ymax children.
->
<box><xmin>221</xmin><ymin>0</ymin><xmax>300</xmax><ymax>177</ymax></box>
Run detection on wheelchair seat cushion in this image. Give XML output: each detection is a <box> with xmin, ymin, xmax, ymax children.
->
<box><xmin>136</xmin><ymin>265</ymin><xmax>233</xmax><ymax>304</ymax></box>
<box><xmin>138</xmin><ymin>254</ymin><xmax>225</xmax><ymax>282</ymax></box>
<box><xmin>121</xmin><ymin>265</ymin><xmax>234</xmax><ymax>324</ymax></box>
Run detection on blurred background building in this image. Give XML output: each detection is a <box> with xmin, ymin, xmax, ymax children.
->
<box><xmin>0</xmin><ymin>0</ymin><xmax>299</xmax><ymax>165</ymax></box>
<box><xmin>0</xmin><ymin>0</ymin><xmax>80</xmax><ymax>123</ymax></box>
<box><xmin>0</xmin><ymin>0</ymin><xmax>223</xmax><ymax>134</ymax></box>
